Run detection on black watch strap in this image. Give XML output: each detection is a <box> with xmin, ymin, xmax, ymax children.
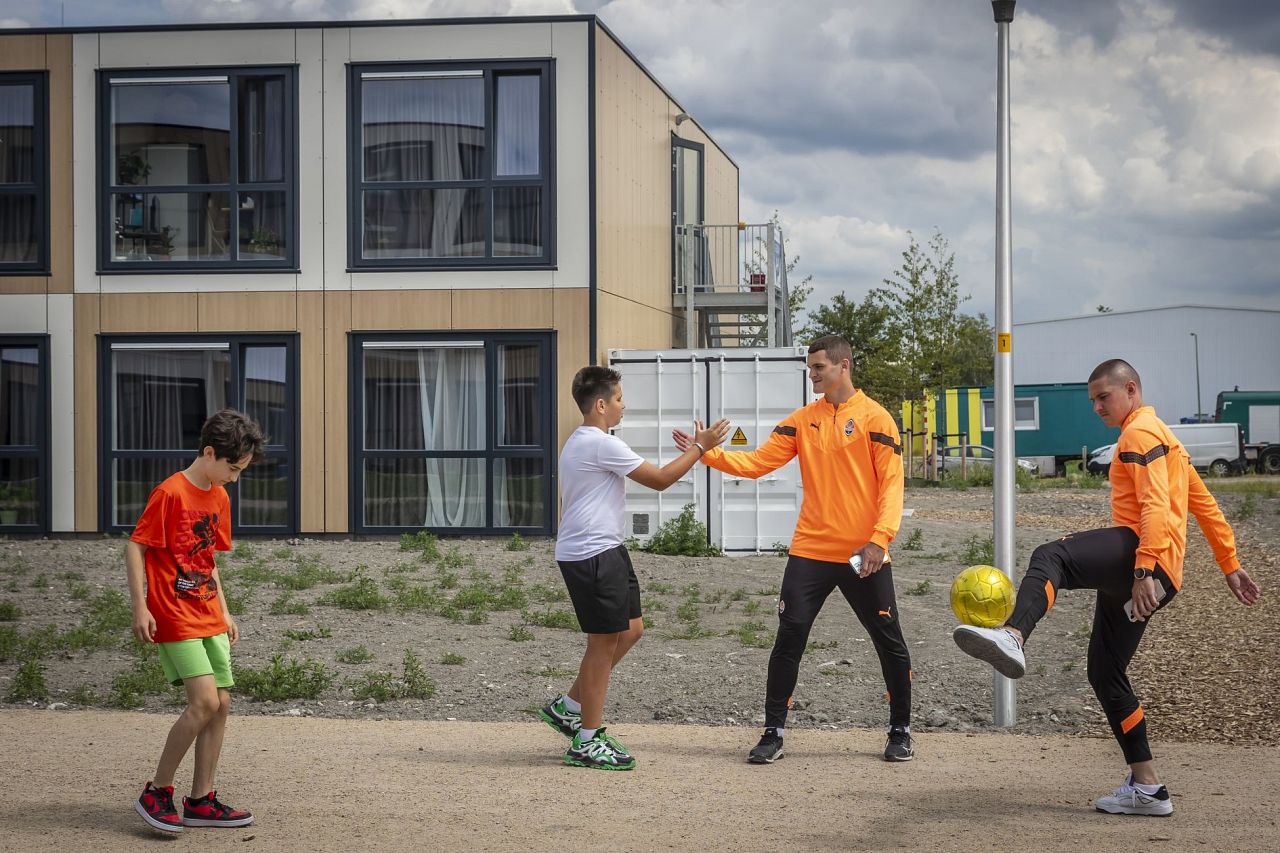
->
<box><xmin>1133</xmin><ymin>567</ymin><xmax>1151</xmax><ymax>580</ymax></box>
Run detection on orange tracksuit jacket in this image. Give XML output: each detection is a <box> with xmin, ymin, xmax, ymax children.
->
<box><xmin>701</xmin><ymin>391</ymin><xmax>904</xmax><ymax>563</ymax></box>
<box><xmin>1110</xmin><ymin>406</ymin><xmax>1240</xmax><ymax>590</ymax></box>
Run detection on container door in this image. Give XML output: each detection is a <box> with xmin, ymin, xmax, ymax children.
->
<box><xmin>706</xmin><ymin>354</ymin><xmax>807</xmax><ymax>552</ymax></box>
<box><xmin>610</xmin><ymin>353</ymin><xmax>704</xmax><ymax>546</ymax></box>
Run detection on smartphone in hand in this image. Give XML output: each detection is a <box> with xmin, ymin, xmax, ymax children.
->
<box><xmin>1123</xmin><ymin>579</ymin><xmax>1167</xmax><ymax>622</ymax></box>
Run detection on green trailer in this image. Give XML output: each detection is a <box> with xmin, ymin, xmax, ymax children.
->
<box><xmin>1215</xmin><ymin>391</ymin><xmax>1280</xmax><ymax>474</ymax></box>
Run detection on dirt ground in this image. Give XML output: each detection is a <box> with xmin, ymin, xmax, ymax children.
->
<box><xmin>1</xmin><ymin>481</ymin><xmax>1276</xmax><ymax>849</ymax></box>
<box><xmin>1</xmin><ymin>710</ymin><xmax>1278</xmax><ymax>852</ymax></box>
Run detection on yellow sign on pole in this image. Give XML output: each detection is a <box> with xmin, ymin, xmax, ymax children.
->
<box><xmin>997</xmin><ymin>332</ymin><xmax>1012</xmax><ymax>353</ymax></box>
<box><xmin>730</xmin><ymin>427</ymin><xmax>749</xmax><ymax>446</ymax></box>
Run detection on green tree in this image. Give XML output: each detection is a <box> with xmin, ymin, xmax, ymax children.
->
<box><xmin>740</xmin><ymin>212</ymin><xmax>812</xmax><ymax>346</ymax></box>
<box><xmin>797</xmin><ymin>292</ymin><xmax>907</xmax><ymax>404</ymax></box>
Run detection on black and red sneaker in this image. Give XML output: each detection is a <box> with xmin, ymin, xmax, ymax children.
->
<box><xmin>182</xmin><ymin>791</ymin><xmax>255</xmax><ymax>828</ymax></box>
<box><xmin>135</xmin><ymin>782</ymin><xmax>183</xmax><ymax>833</ymax></box>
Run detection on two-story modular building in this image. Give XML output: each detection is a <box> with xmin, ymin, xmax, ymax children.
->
<box><xmin>0</xmin><ymin>15</ymin><xmax>742</xmax><ymax>537</ymax></box>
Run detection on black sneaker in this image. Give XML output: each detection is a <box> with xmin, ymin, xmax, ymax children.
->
<box><xmin>747</xmin><ymin>729</ymin><xmax>784</xmax><ymax>764</ymax></box>
<box><xmin>883</xmin><ymin>727</ymin><xmax>914</xmax><ymax>762</ymax></box>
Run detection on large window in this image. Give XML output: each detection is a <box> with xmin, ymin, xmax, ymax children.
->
<box><xmin>100</xmin><ymin>336</ymin><xmax>297</xmax><ymax>533</ymax></box>
<box><xmin>349</xmin><ymin>61</ymin><xmax>553</xmax><ymax>268</ymax></box>
<box><xmin>352</xmin><ymin>333</ymin><xmax>554</xmax><ymax>533</ymax></box>
<box><xmin>0</xmin><ymin>73</ymin><xmax>48</xmax><ymax>274</ymax></box>
<box><xmin>99</xmin><ymin>67</ymin><xmax>297</xmax><ymax>271</ymax></box>
<box><xmin>0</xmin><ymin>337</ymin><xmax>49</xmax><ymax>531</ymax></box>
<box><xmin>981</xmin><ymin>397</ymin><xmax>1040</xmax><ymax>431</ymax></box>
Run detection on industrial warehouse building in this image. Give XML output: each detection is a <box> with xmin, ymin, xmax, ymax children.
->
<box><xmin>0</xmin><ymin>15</ymin><xmax>748</xmax><ymax>536</ymax></box>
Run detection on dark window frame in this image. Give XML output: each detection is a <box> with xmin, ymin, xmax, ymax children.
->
<box><xmin>0</xmin><ymin>334</ymin><xmax>51</xmax><ymax>533</ymax></box>
<box><xmin>349</xmin><ymin>330</ymin><xmax>556</xmax><ymax>535</ymax></box>
<box><xmin>670</xmin><ymin>135</ymin><xmax>705</xmax><ymax>293</ymax></box>
<box><xmin>97</xmin><ymin>333</ymin><xmax>300</xmax><ymax>535</ymax></box>
<box><xmin>96</xmin><ymin>65</ymin><xmax>300</xmax><ymax>274</ymax></box>
<box><xmin>0</xmin><ymin>72</ymin><xmax>50</xmax><ymax>276</ymax></box>
<box><xmin>347</xmin><ymin>59</ymin><xmax>556</xmax><ymax>271</ymax></box>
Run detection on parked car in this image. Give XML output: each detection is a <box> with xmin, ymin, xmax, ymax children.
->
<box><xmin>1087</xmin><ymin>443</ymin><xmax>1115</xmax><ymax>476</ymax></box>
<box><xmin>1087</xmin><ymin>423</ymin><xmax>1243</xmax><ymax>478</ymax></box>
<box><xmin>933</xmin><ymin>444</ymin><xmax>1039</xmax><ymax>478</ymax></box>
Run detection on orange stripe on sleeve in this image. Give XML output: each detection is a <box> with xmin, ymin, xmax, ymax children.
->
<box><xmin>1120</xmin><ymin>706</ymin><xmax>1144</xmax><ymax>734</ymax></box>
<box><xmin>1044</xmin><ymin>580</ymin><xmax>1056</xmax><ymax>610</ymax></box>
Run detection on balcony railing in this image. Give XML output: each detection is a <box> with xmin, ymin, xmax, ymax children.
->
<box><xmin>673</xmin><ymin>222</ymin><xmax>788</xmax><ymax>296</ymax></box>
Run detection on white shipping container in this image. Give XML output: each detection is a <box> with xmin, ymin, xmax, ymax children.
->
<box><xmin>608</xmin><ymin>348</ymin><xmax>809</xmax><ymax>553</ymax></box>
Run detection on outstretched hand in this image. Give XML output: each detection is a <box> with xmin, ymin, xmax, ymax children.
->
<box><xmin>696</xmin><ymin>419</ymin><xmax>732</xmax><ymax>451</ymax></box>
<box><xmin>672</xmin><ymin>428</ymin><xmax>694</xmax><ymax>452</ymax></box>
<box><xmin>1226</xmin><ymin>567</ymin><xmax>1260</xmax><ymax>606</ymax></box>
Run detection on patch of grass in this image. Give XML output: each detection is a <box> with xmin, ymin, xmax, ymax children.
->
<box><xmin>230</xmin><ymin>558</ymin><xmax>280</xmax><ymax>586</ymax></box>
<box><xmin>960</xmin><ymin>535</ymin><xmax>995</xmax><ymax>566</ymax></box>
<box><xmin>318</xmin><ymin>576</ymin><xmax>388</xmax><ymax>611</ymax></box>
<box><xmin>505</xmin><ymin>531</ymin><xmax>530</xmax><ymax>552</ymax></box>
<box><xmin>349</xmin><ymin>670</ymin><xmax>399</xmax><ymax>702</ymax></box>
<box><xmin>526</xmin><ymin>664</ymin><xmax>576</xmax><ymax>679</ymax></box>
<box><xmin>743</xmin><ymin>599</ymin><xmax>761</xmax><ymax>616</ymax></box>
<box><xmin>522</xmin><ymin>608</ymin><xmax>579</xmax><ymax>631</ymax></box>
<box><xmin>901</xmin><ymin>528</ymin><xmax>924</xmax><ymax>551</ymax></box>
<box><xmin>1234</xmin><ymin>492</ymin><xmax>1259</xmax><ymax>521</ymax></box>
<box><xmin>235</xmin><ymin>654</ymin><xmax>335</xmax><ymax>702</ymax></box>
<box><xmin>223</xmin><ymin>585</ymin><xmax>251</xmax><ymax>616</ymax></box>
<box><xmin>8</xmin><ymin>659</ymin><xmax>48</xmax><ymax>702</ymax></box>
<box><xmin>641</xmin><ymin>504</ymin><xmax>722</xmax><ymax>557</ymax></box>
<box><xmin>508</xmin><ymin>624</ymin><xmax>535</xmax><ymax>642</ymax></box>
<box><xmin>1205</xmin><ymin>479</ymin><xmax>1280</xmax><ymax>497</ymax></box>
<box><xmin>665</xmin><ymin>622</ymin><xmax>717</xmax><ymax>640</ymax></box>
<box><xmin>68</xmin><ymin>580</ymin><xmax>91</xmax><ymax>600</ymax></box>
<box><xmin>493</xmin><ymin>585</ymin><xmax>528</xmax><ymax>611</ymax></box>
<box><xmin>438</xmin><ymin>602</ymin><xmax>464</xmax><ymax>623</ymax></box>
<box><xmin>1062</xmin><ymin>661</ymin><xmax>1077</xmax><ymax>673</ymax></box>
<box><xmin>0</xmin><ymin>600</ymin><xmax>19</xmax><ymax>621</ymax></box>
<box><xmin>904</xmin><ymin>579</ymin><xmax>933</xmax><ymax>596</ymax></box>
<box><xmin>464</xmin><ymin>608</ymin><xmax>488</xmax><ymax>625</ymax></box>
<box><xmin>282</xmin><ymin>626</ymin><xmax>332</xmax><ymax>642</ymax></box>
<box><xmin>107</xmin><ymin>648</ymin><xmax>172</xmax><ymax>708</ymax></box>
<box><xmin>436</xmin><ymin>568</ymin><xmax>460</xmax><ymax>590</ymax></box>
<box><xmin>384</xmin><ymin>561</ymin><xmax>421</xmax><ymax>575</ymax></box>
<box><xmin>732</xmin><ymin>620</ymin><xmax>773</xmax><ymax>648</ymax></box>
<box><xmin>68</xmin><ymin>683</ymin><xmax>99</xmax><ymax>705</ymax></box>
<box><xmin>401</xmin><ymin>649</ymin><xmax>435</xmax><ymax>699</ymax></box>
<box><xmin>754</xmin><ymin>586</ymin><xmax>780</xmax><ymax>597</ymax></box>
<box><xmin>231</xmin><ymin>540</ymin><xmax>256</xmax><ymax>561</ymax></box>
<box><xmin>641</xmin><ymin>596</ymin><xmax>667</xmax><ymax>613</ymax></box>
<box><xmin>31</xmin><ymin>574</ymin><xmax>49</xmax><ymax>590</ymax></box>
<box><xmin>269</xmin><ymin>592</ymin><xmax>311</xmax><ymax>616</ymax></box>
<box><xmin>438</xmin><ymin>546</ymin><xmax>474</xmax><ymax>572</ymax></box>
<box><xmin>393</xmin><ymin>584</ymin><xmax>442</xmax><ymax>612</ymax></box>
<box><xmin>806</xmin><ymin>639</ymin><xmax>838</xmax><ymax>653</ymax></box>
<box><xmin>528</xmin><ymin>582</ymin><xmax>566</xmax><ymax>603</ymax></box>
<box><xmin>440</xmin><ymin>652</ymin><xmax>466</xmax><ymax>665</ymax></box>
<box><xmin>336</xmin><ymin>645</ymin><xmax>375</xmax><ymax>665</ymax></box>
<box><xmin>451</xmin><ymin>583</ymin><xmax>494</xmax><ymax>611</ymax></box>
<box><xmin>347</xmin><ymin>651</ymin><xmax>435</xmax><ymax>702</ymax></box>
<box><xmin>400</xmin><ymin>531</ymin><xmax>442</xmax><ymax>562</ymax></box>
<box><xmin>272</xmin><ymin>547</ymin><xmax>294</xmax><ymax>559</ymax></box>
<box><xmin>648</xmin><ymin>581</ymin><xmax>675</xmax><ymax>595</ymax></box>
<box><xmin>676</xmin><ymin>599</ymin><xmax>701</xmax><ymax>623</ymax></box>
<box><xmin>680</xmin><ymin>583</ymin><xmax>702</xmax><ymax>602</ymax></box>
<box><xmin>728</xmin><ymin>587</ymin><xmax>749</xmax><ymax>602</ymax></box>
<box><xmin>280</xmin><ymin>554</ymin><xmax>350</xmax><ymax>590</ymax></box>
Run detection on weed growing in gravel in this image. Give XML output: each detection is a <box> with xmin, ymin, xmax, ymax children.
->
<box><xmin>961</xmin><ymin>535</ymin><xmax>995</xmax><ymax>566</ymax></box>
<box><xmin>68</xmin><ymin>579</ymin><xmax>91</xmax><ymax>600</ymax></box>
<box><xmin>223</xmin><ymin>585</ymin><xmax>251</xmax><ymax>616</ymax></box>
<box><xmin>904</xmin><ymin>580</ymin><xmax>933</xmax><ymax>596</ymax></box>
<box><xmin>1062</xmin><ymin>661</ymin><xmax>1077</xmax><ymax>672</ymax></box>
<box><xmin>902</xmin><ymin>528</ymin><xmax>924</xmax><ymax>551</ymax></box>
<box><xmin>728</xmin><ymin>588</ymin><xmax>749</xmax><ymax>602</ymax></box>
<box><xmin>384</xmin><ymin>561</ymin><xmax>421</xmax><ymax>575</ymax></box>
<box><xmin>665</xmin><ymin>622</ymin><xmax>717</xmax><ymax>640</ymax></box>
<box><xmin>107</xmin><ymin>646</ymin><xmax>173</xmax><ymax>708</ymax></box>
<box><xmin>0</xmin><ymin>600</ymin><xmax>19</xmax><ymax>621</ymax></box>
<box><xmin>528</xmin><ymin>582</ymin><xmax>566</xmax><ymax>603</ymax></box>
<box><xmin>319</xmin><ymin>575</ymin><xmax>388</xmax><ymax>610</ymax></box>
<box><xmin>522</xmin><ymin>608</ymin><xmax>579</xmax><ymax>631</ymax></box>
<box><xmin>272</xmin><ymin>547</ymin><xmax>293</xmax><ymax>559</ymax></box>
<box><xmin>771</xmin><ymin>541</ymin><xmax>789</xmax><ymax>556</ymax></box>
<box><xmin>641</xmin><ymin>596</ymin><xmax>666</xmax><ymax>612</ymax></box>
<box><xmin>68</xmin><ymin>683</ymin><xmax>99</xmax><ymax>705</ymax></box>
<box><xmin>464</xmin><ymin>608</ymin><xmax>488</xmax><ymax>625</ymax></box>
<box><xmin>452</xmin><ymin>584</ymin><xmax>494</xmax><ymax>611</ymax></box>
<box><xmin>648</xmin><ymin>581</ymin><xmax>675</xmax><ymax>595</ymax></box>
<box><xmin>642</xmin><ymin>504</ymin><xmax>722</xmax><ymax>556</ymax></box>
<box><xmin>349</xmin><ymin>670</ymin><xmax>399</xmax><ymax>702</ymax></box>
<box><xmin>399</xmin><ymin>531</ymin><xmax>442</xmax><ymax>562</ymax></box>
<box><xmin>336</xmin><ymin>645</ymin><xmax>375</xmax><ymax>665</ymax></box>
<box><xmin>527</xmin><ymin>664</ymin><xmax>576</xmax><ymax>679</ymax></box>
<box><xmin>269</xmin><ymin>592</ymin><xmax>311</xmax><ymax>616</ymax></box>
<box><xmin>681</xmin><ymin>583</ymin><xmax>702</xmax><ymax>602</ymax></box>
<box><xmin>32</xmin><ymin>574</ymin><xmax>49</xmax><ymax>590</ymax></box>
<box><xmin>348</xmin><ymin>651</ymin><xmax>435</xmax><ymax>701</ymax></box>
<box><xmin>493</xmin><ymin>585</ymin><xmax>528</xmax><ymax>611</ymax></box>
<box><xmin>401</xmin><ymin>650</ymin><xmax>435</xmax><ymax>699</ymax></box>
<box><xmin>505</xmin><ymin>532</ymin><xmax>530</xmax><ymax>552</ymax></box>
<box><xmin>283</xmin><ymin>626</ymin><xmax>332</xmax><ymax>642</ymax></box>
<box><xmin>235</xmin><ymin>655</ymin><xmax>335</xmax><ymax>702</ymax></box>
<box><xmin>440</xmin><ymin>652</ymin><xmax>466</xmax><ymax>665</ymax></box>
<box><xmin>1234</xmin><ymin>493</ymin><xmax>1258</xmax><ymax>521</ymax></box>
<box><xmin>231</xmin><ymin>540</ymin><xmax>256</xmax><ymax>561</ymax></box>
<box><xmin>8</xmin><ymin>659</ymin><xmax>48</xmax><ymax>701</ymax></box>
<box><xmin>438</xmin><ymin>602</ymin><xmax>464</xmax><ymax>623</ymax></box>
<box><xmin>436</xmin><ymin>568</ymin><xmax>460</xmax><ymax>590</ymax></box>
<box><xmin>394</xmin><ymin>584</ymin><xmax>442</xmax><ymax>613</ymax></box>
<box><xmin>281</xmin><ymin>555</ymin><xmax>350</xmax><ymax>590</ymax></box>
<box><xmin>508</xmin><ymin>624</ymin><xmax>535</xmax><ymax>642</ymax></box>
<box><xmin>438</xmin><ymin>546</ymin><xmax>474</xmax><ymax>571</ymax></box>
<box><xmin>732</xmin><ymin>620</ymin><xmax>773</xmax><ymax>648</ymax></box>
<box><xmin>743</xmin><ymin>599</ymin><xmax>761</xmax><ymax>616</ymax></box>
<box><xmin>754</xmin><ymin>586</ymin><xmax>780</xmax><ymax>597</ymax></box>
<box><xmin>806</xmin><ymin>639</ymin><xmax>838</xmax><ymax>653</ymax></box>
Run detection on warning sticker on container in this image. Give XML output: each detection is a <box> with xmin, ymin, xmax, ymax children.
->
<box><xmin>730</xmin><ymin>427</ymin><xmax>749</xmax><ymax>445</ymax></box>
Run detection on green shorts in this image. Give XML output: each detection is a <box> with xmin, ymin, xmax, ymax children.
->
<box><xmin>157</xmin><ymin>633</ymin><xmax>234</xmax><ymax>689</ymax></box>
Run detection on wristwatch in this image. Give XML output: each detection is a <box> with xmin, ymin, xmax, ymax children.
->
<box><xmin>1133</xmin><ymin>567</ymin><xmax>1152</xmax><ymax>580</ymax></box>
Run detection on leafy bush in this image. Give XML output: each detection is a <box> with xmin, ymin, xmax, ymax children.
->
<box><xmin>504</xmin><ymin>532</ymin><xmax>530</xmax><ymax>552</ymax></box>
<box><xmin>8</xmin><ymin>659</ymin><xmax>48</xmax><ymax>702</ymax></box>
<box><xmin>400</xmin><ymin>531</ymin><xmax>442</xmax><ymax>562</ymax></box>
<box><xmin>641</xmin><ymin>504</ymin><xmax>721</xmax><ymax>557</ymax></box>
<box><xmin>961</xmin><ymin>535</ymin><xmax>995</xmax><ymax>566</ymax></box>
<box><xmin>235</xmin><ymin>655</ymin><xmax>334</xmax><ymax>702</ymax></box>
<box><xmin>901</xmin><ymin>528</ymin><xmax>924</xmax><ymax>551</ymax></box>
<box><xmin>400</xmin><ymin>650</ymin><xmax>435</xmax><ymax>699</ymax></box>
<box><xmin>318</xmin><ymin>576</ymin><xmax>388</xmax><ymax>611</ymax></box>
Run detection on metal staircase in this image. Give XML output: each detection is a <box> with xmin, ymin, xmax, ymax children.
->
<box><xmin>673</xmin><ymin>222</ymin><xmax>794</xmax><ymax>349</ymax></box>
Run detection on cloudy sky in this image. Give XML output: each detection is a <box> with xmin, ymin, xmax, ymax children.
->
<box><xmin>5</xmin><ymin>0</ymin><xmax>1279</xmax><ymax>324</ymax></box>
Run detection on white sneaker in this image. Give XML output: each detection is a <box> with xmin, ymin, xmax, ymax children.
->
<box><xmin>1094</xmin><ymin>776</ymin><xmax>1173</xmax><ymax>816</ymax></box>
<box><xmin>951</xmin><ymin>625</ymin><xmax>1026</xmax><ymax>679</ymax></box>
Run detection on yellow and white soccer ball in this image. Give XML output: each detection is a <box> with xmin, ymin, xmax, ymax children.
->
<box><xmin>950</xmin><ymin>565</ymin><xmax>1015</xmax><ymax>628</ymax></box>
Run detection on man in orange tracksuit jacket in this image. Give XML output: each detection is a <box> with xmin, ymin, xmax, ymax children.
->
<box><xmin>953</xmin><ymin>359</ymin><xmax>1260</xmax><ymax>817</ymax></box>
<box><xmin>675</xmin><ymin>335</ymin><xmax>913</xmax><ymax>764</ymax></box>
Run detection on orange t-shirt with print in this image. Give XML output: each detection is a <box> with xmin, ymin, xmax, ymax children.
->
<box><xmin>130</xmin><ymin>471</ymin><xmax>233</xmax><ymax>643</ymax></box>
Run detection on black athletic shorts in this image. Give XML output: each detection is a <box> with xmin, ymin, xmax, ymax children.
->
<box><xmin>557</xmin><ymin>544</ymin><xmax>642</xmax><ymax>634</ymax></box>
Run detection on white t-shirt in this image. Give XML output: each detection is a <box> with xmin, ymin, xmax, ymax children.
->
<box><xmin>555</xmin><ymin>426</ymin><xmax>644</xmax><ymax>562</ymax></box>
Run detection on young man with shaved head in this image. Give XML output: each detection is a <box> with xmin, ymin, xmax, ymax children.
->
<box><xmin>953</xmin><ymin>358</ymin><xmax>1260</xmax><ymax>816</ymax></box>
<box><xmin>675</xmin><ymin>334</ymin><xmax>914</xmax><ymax>764</ymax></box>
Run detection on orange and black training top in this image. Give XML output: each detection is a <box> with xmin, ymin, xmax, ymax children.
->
<box><xmin>701</xmin><ymin>391</ymin><xmax>904</xmax><ymax>563</ymax></box>
<box><xmin>1110</xmin><ymin>406</ymin><xmax>1240</xmax><ymax>590</ymax></box>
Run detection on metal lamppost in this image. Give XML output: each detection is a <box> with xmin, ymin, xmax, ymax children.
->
<box><xmin>991</xmin><ymin>0</ymin><xmax>1017</xmax><ymax>727</ymax></box>
<box><xmin>1190</xmin><ymin>332</ymin><xmax>1202</xmax><ymax>421</ymax></box>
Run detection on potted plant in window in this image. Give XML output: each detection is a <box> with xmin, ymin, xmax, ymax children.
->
<box><xmin>247</xmin><ymin>227</ymin><xmax>280</xmax><ymax>257</ymax></box>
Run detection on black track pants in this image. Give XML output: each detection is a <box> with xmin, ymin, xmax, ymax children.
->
<box><xmin>765</xmin><ymin>555</ymin><xmax>912</xmax><ymax>729</ymax></box>
<box><xmin>1005</xmin><ymin>527</ymin><xmax>1176</xmax><ymax>764</ymax></box>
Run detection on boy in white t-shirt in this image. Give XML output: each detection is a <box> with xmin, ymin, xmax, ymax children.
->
<box><xmin>538</xmin><ymin>366</ymin><xmax>729</xmax><ymax>770</ymax></box>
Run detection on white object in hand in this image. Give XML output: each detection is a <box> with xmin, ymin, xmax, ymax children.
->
<box><xmin>1123</xmin><ymin>579</ymin><xmax>1167</xmax><ymax>622</ymax></box>
<box><xmin>850</xmin><ymin>554</ymin><xmax>864</xmax><ymax>576</ymax></box>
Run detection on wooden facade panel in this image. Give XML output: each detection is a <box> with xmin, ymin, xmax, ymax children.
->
<box><xmin>99</xmin><ymin>293</ymin><xmax>199</xmax><ymax>332</ymax></box>
<box><xmin>0</xmin><ymin>280</ymin><xmax>48</xmax><ymax>294</ymax></box>
<box><xmin>0</xmin><ymin>35</ymin><xmax>44</xmax><ymax>70</ymax></box>
<box><xmin>197</xmin><ymin>291</ymin><xmax>299</xmax><ymax>332</ymax></box>
<box><xmin>350</xmin><ymin>290</ymin><xmax>451</xmax><ymax>331</ymax></box>
<box><xmin>323</xmin><ymin>291</ymin><xmax>351</xmax><ymax>532</ymax></box>
<box><xmin>451</xmin><ymin>289</ymin><xmax>553</xmax><ymax>330</ymax></box>
<box><xmin>553</xmin><ymin>288</ymin><xmax>590</xmax><ymax>447</ymax></box>
<box><xmin>72</xmin><ymin>293</ymin><xmax>99</xmax><ymax>530</ymax></box>
<box><xmin>297</xmin><ymin>291</ymin><xmax>325</xmax><ymax>532</ymax></box>
<box><xmin>47</xmin><ymin>35</ymin><xmax>73</xmax><ymax>294</ymax></box>
<box><xmin>595</xmin><ymin>290</ymin><xmax>675</xmax><ymax>366</ymax></box>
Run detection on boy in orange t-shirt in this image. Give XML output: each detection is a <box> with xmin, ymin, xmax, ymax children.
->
<box><xmin>127</xmin><ymin>409</ymin><xmax>266</xmax><ymax>834</ymax></box>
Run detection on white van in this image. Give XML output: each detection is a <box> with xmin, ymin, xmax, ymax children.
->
<box><xmin>1167</xmin><ymin>423</ymin><xmax>1245</xmax><ymax>476</ymax></box>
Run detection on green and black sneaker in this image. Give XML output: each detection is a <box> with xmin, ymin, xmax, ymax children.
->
<box><xmin>537</xmin><ymin>696</ymin><xmax>581</xmax><ymax>738</ymax></box>
<box><xmin>564</xmin><ymin>727</ymin><xmax>636</xmax><ymax>771</ymax></box>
